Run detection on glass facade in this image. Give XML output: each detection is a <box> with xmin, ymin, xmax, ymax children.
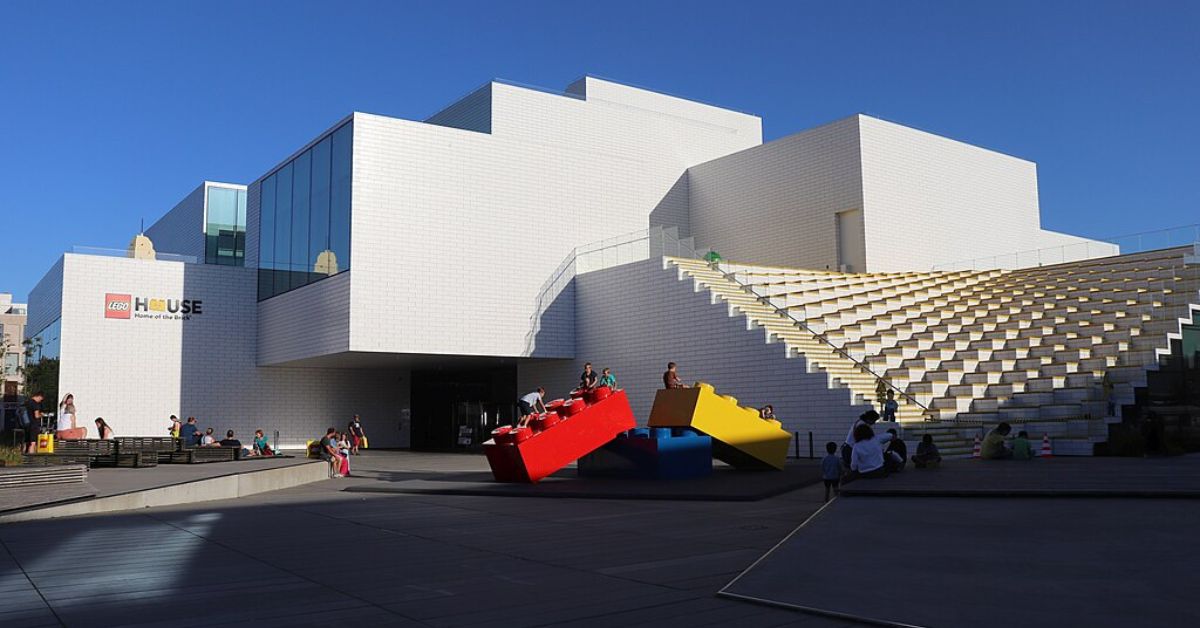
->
<box><xmin>258</xmin><ymin>121</ymin><xmax>352</xmax><ymax>300</ymax></box>
<box><xmin>26</xmin><ymin>318</ymin><xmax>61</xmax><ymax>366</ymax></box>
<box><xmin>205</xmin><ymin>185</ymin><xmax>247</xmax><ymax>266</ymax></box>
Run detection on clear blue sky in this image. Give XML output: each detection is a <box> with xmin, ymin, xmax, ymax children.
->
<box><xmin>2</xmin><ymin>1</ymin><xmax>1197</xmax><ymax>301</ymax></box>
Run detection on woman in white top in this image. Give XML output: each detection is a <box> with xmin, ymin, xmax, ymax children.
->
<box><xmin>850</xmin><ymin>423</ymin><xmax>895</xmax><ymax>479</ymax></box>
<box><xmin>58</xmin><ymin>393</ymin><xmax>78</xmax><ymax>432</ymax></box>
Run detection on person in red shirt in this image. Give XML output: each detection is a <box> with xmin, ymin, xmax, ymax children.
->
<box><xmin>663</xmin><ymin>362</ymin><xmax>688</xmax><ymax>389</ymax></box>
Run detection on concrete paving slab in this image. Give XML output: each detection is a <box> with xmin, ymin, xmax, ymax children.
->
<box><xmin>840</xmin><ymin>455</ymin><xmax>1200</xmax><ymax>497</ymax></box>
<box><xmin>343</xmin><ymin>460</ymin><xmax>821</xmax><ymax>501</ymax></box>
<box><xmin>0</xmin><ymin>452</ymin><xmax>840</xmax><ymax>626</ymax></box>
<box><xmin>720</xmin><ymin>496</ymin><xmax>1200</xmax><ymax>628</ymax></box>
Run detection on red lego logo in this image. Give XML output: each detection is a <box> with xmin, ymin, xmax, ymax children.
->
<box><xmin>105</xmin><ymin>293</ymin><xmax>132</xmax><ymax>319</ymax></box>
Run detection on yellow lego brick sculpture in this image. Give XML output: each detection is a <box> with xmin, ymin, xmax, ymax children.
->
<box><xmin>648</xmin><ymin>383</ymin><xmax>790</xmax><ymax>470</ymax></box>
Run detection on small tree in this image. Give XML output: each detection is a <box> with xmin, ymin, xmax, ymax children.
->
<box><xmin>21</xmin><ymin>357</ymin><xmax>58</xmax><ymax>408</ymax></box>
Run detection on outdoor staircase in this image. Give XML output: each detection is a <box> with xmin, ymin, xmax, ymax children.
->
<box><xmin>668</xmin><ymin>245</ymin><xmax>1200</xmax><ymax>457</ymax></box>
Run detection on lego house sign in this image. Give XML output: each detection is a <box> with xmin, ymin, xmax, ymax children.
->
<box><xmin>105</xmin><ymin>293</ymin><xmax>204</xmax><ymax>321</ymax></box>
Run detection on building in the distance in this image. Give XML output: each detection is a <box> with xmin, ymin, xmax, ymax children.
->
<box><xmin>1</xmin><ymin>293</ymin><xmax>28</xmax><ymax>399</ymax></box>
<box><xmin>26</xmin><ymin>75</ymin><xmax>1124</xmax><ymax>449</ymax></box>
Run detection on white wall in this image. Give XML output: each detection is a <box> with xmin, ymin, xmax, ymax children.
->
<box><xmin>518</xmin><ymin>258</ymin><xmax>875</xmax><ymax>452</ymax></box>
<box><xmin>347</xmin><ymin>77</ymin><xmax>762</xmax><ymax>360</ymax></box>
<box><xmin>688</xmin><ymin>116</ymin><xmax>864</xmax><ymax>270</ymax></box>
<box><xmin>145</xmin><ymin>184</ymin><xmax>205</xmax><ymax>260</ymax></box>
<box><xmin>257</xmin><ymin>272</ymin><xmax>350</xmax><ymax>366</ymax></box>
<box><xmin>688</xmin><ymin>114</ymin><xmax>1114</xmax><ymax>273</ymax></box>
<box><xmin>858</xmin><ymin>115</ymin><xmax>1046</xmax><ymax>272</ymax></box>
<box><xmin>53</xmin><ymin>254</ymin><xmax>407</xmax><ymax>447</ymax></box>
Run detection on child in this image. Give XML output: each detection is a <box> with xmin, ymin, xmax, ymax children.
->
<box><xmin>1012</xmin><ymin>430</ymin><xmax>1034</xmax><ymax>460</ymax></box>
<box><xmin>912</xmin><ymin>434</ymin><xmax>942</xmax><ymax>468</ymax></box>
<box><xmin>821</xmin><ymin>441</ymin><xmax>843</xmax><ymax>502</ymax></box>
<box><xmin>881</xmin><ymin>390</ymin><xmax>898</xmax><ymax>422</ymax></box>
<box><xmin>884</xmin><ymin>428</ymin><xmax>907</xmax><ymax>471</ymax></box>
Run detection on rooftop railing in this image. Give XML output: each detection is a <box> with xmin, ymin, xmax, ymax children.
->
<box><xmin>932</xmin><ymin>224</ymin><xmax>1200</xmax><ymax>271</ymax></box>
<box><xmin>71</xmin><ymin>246</ymin><xmax>199</xmax><ymax>264</ymax></box>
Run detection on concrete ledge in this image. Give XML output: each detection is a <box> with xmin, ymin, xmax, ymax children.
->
<box><xmin>0</xmin><ymin>461</ymin><xmax>328</xmax><ymax>523</ymax></box>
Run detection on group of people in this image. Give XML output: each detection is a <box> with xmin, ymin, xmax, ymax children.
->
<box><xmin>980</xmin><ymin>422</ymin><xmax>1036</xmax><ymax>460</ymax></box>
<box><xmin>517</xmin><ymin>363</ymin><xmax>619</xmax><ymax>427</ymax></box>
<box><xmin>10</xmin><ymin>391</ymin><xmax>115</xmax><ymax>454</ymax></box>
<box><xmin>169</xmin><ymin>415</ymin><xmax>273</xmax><ymax>456</ymax></box>
<box><xmin>519</xmin><ymin>361</ymin><xmax>785</xmax><ymax>428</ymax></box>
<box><xmin>315</xmin><ymin>416</ymin><xmax>368</xmax><ymax>478</ymax></box>
<box><xmin>820</xmin><ymin>409</ymin><xmax>944</xmax><ymax>501</ymax></box>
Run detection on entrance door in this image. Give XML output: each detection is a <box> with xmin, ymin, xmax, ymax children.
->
<box><xmin>836</xmin><ymin>209</ymin><xmax>865</xmax><ymax>273</ymax></box>
<box><xmin>409</xmin><ymin>365</ymin><xmax>517</xmax><ymax>451</ymax></box>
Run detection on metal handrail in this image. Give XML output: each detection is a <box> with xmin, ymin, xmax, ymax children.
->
<box><xmin>524</xmin><ymin>226</ymin><xmax>708</xmax><ymax>355</ymax></box>
<box><xmin>704</xmin><ymin>260</ymin><xmax>932</xmax><ymax>418</ymax></box>
<box><xmin>932</xmin><ymin>223</ymin><xmax>1200</xmax><ymax>271</ymax></box>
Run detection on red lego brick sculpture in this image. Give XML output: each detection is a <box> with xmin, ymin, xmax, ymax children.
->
<box><xmin>484</xmin><ymin>386</ymin><xmax>636</xmax><ymax>483</ymax></box>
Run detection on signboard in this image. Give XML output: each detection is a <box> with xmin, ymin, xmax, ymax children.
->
<box><xmin>104</xmin><ymin>293</ymin><xmax>203</xmax><ymax>321</ymax></box>
<box><xmin>457</xmin><ymin>425</ymin><xmax>474</xmax><ymax>446</ymax></box>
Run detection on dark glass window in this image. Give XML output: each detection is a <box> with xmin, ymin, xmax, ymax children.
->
<box><xmin>309</xmin><ymin>136</ymin><xmax>332</xmax><ymax>284</ymax></box>
<box><xmin>290</xmin><ymin>151</ymin><xmax>311</xmax><ymax>290</ymax></box>
<box><xmin>26</xmin><ymin>318</ymin><xmax>61</xmax><ymax>366</ymax></box>
<box><xmin>272</xmin><ymin>162</ymin><xmax>293</xmax><ymax>296</ymax></box>
<box><xmin>204</xmin><ymin>185</ymin><xmax>246</xmax><ymax>266</ymax></box>
<box><xmin>258</xmin><ymin>176</ymin><xmax>276</xmax><ymax>298</ymax></box>
<box><xmin>257</xmin><ymin>120</ymin><xmax>352</xmax><ymax>300</ymax></box>
<box><xmin>330</xmin><ymin>122</ymin><xmax>352</xmax><ymax>276</ymax></box>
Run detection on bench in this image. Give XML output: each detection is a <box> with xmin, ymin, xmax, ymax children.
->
<box><xmin>22</xmin><ymin>453</ymin><xmax>96</xmax><ymax>467</ymax></box>
<box><xmin>92</xmin><ymin>451</ymin><xmax>159</xmax><ymax>468</ymax></box>
<box><xmin>0</xmin><ymin>464</ymin><xmax>88</xmax><ymax>488</ymax></box>
<box><xmin>115</xmin><ymin>437</ymin><xmax>181</xmax><ymax>462</ymax></box>
<box><xmin>168</xmin><ymin>447</ymin><xmax>238</xmax><ymax>464</ymax></box>
<box><xmin>55</xmin><ymin>438</ymin><xmax>117</xmax><ymax>457</ymax></box>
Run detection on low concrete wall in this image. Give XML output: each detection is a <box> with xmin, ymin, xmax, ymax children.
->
<box><xmin>0</xmin><ymin>461</ymin><xmax>328</xmax><ymax>523</ymax></box>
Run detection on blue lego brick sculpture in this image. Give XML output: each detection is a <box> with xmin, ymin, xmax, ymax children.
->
<box><xmin>577</xmin><ymin>427</ymin><xmax>713</xmax><ymax>480</ymax></box>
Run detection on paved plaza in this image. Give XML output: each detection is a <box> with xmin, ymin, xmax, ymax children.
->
<box><xmin>0</xmin><ymin>452</ymin><xmax>844</xmax><ymax>628</ymax></box>
<box><xmin>4</xmin><ymin>452</ymin><xmax>1200</xmax><ymax>627</ymax></box>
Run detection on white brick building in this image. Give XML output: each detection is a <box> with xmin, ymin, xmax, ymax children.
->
<box><xmin>25</xmin><ymin>76</ymin><xmax>1112</xmax><ymax>449</ymax></box>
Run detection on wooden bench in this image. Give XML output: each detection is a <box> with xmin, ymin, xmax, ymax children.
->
<box><xmin>0</xmin><ymin>464</ymin><xmax>88</xmax><ymax>488</ymax></box>
<box><xmin>22</xmin><ymin>453</ymin><xmax>96</xmax><ymax>467</ymax></box>
<box><xmin>91</xmin><ymin>451</ymin><xmax>159</xmax><ymax>468</ymax></box>
<box><xmin>168</xmin><ymin>447</ymin><xmax>238</xmax><ymax>464</ymax></box>
<box><xmin>55</xmin><ymin>438</ymin><xmax>117</xmax><ymax>457</ymax></box>
<box><xmin>115</xmin><ymin>437</ymin><xmax>181</xmax><ymax>462</ymax></box>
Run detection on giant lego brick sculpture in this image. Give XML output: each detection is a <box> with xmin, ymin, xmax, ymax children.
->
<box><xmin>648</xmin><ymin>383</ymin><xmax>790</xmax><ymax>470</ymax></box>
<box><xmin>577</xmin><ymin>427</ymin><xmax>713</xmax><ymax>480</ymax></box>
<box><xmin>484</xmin><ymin>386</ymin><xmax>637</xmax><ymax>483</ymax></box>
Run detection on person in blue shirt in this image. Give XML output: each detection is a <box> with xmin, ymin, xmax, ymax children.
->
<box><xmin>178</xmin><ymin>417</ymin><xmax>199</xmax><ymax>448</ymax></box>
<box><xmin>821</xmin><ymin>442</ymin><xmax>843</xmax><ymax>502</ymax></box>
<box><xmin>597</xmin><ymin>367</ymin><xmax>617</xmax><ymax>390</ymax></box>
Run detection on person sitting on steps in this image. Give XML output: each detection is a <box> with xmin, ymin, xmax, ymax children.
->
<box><xmin>980</xmin><ymin>422</ymin><xmax>1014</xmax><ymax>460</ymax></box>
<box><xmin>849</xmin><ymin>422</ymin><xmax>898</xmax><ymax>479</ymax></box>
<box><xmin>912</xmin><ymin>434</ymin><xmax>942</xmax><ymax>468</ymax></box>
<box><xmin>842</xmin><ymin>410</ymin><xmax>880</xmax><ymax>468</ymax></box>
<box><xmin>1011</xmin><ymin>430</ymin><xmax>1034</xmax><ymax>460</ymax></box>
